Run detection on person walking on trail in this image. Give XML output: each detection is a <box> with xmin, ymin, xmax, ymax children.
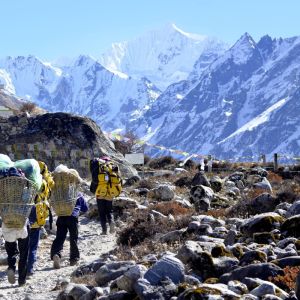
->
<box><xmin>27</xmin><ymin>161</ymin><xmax>54</xmax><ymax>276</ymax></box>
<box><xmin>95</xmin><ymin>156</ymin><xmax>122</xmax><ymax>235</ymax></box>
<box><xmin>3</xmin><ymin>222</ymin><xmax>30</xmax><ymax>286</ymax></box>
<box><xmin>50</xmin><ymin>193</ymin><xmax>88</xmax><ymax>269</ymax></box>
<box><xmin>27</xmin><ymin>199</ymin><xmax>51</xmax><ymax>276</ymax></box>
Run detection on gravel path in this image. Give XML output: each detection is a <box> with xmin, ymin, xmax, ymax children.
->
<box><xmin>0</xmin><ymin>217</ymin><xmax>117</xmax><ymax>300</ymax></box>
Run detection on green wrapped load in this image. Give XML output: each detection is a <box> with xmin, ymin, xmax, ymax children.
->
<box><xmin>0</xmin><ymin>154</ymin><xmax>14</xmax><ymax>171</ymax></box>
<box><xmin>14</xmin><ymin>159</ymin><xmax>42</xmax><ymax>191</ymax></box>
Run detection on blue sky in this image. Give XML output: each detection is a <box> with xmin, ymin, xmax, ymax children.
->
<box><xmin>1</xmin><ymin>0</ymin><xmax>299</xmax><ymax>61</ymax></box>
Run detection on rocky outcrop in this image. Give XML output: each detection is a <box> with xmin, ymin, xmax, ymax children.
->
<box><xmin>0</xmin><ymin>112</ymin><xmax>137</xmax><ymax>178</ymax></box>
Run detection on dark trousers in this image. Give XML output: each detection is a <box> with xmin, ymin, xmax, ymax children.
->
<box><xmin>50</xmin><ymin>216</ymin><xmax>79</xmax><ymax>261</ymax></box>
<box><xmin>97</xmin><ymin>199</ymin><xmax>113</xmax><ymax>232</ymax></box>
<box><xmin>27</xmin><ymin>228</ymin><xmax>41</xmax><ymax>272</ymax></box>
<box><xmin>5</xmin><ymin>226</ymin><xmax>30</xmax><ymax>284</ymax></box>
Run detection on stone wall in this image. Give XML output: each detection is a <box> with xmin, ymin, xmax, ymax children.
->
<box><xmin>0</xmin><ymin>113</ymin><xmax>137</xmax><ymax>178</ymax></box>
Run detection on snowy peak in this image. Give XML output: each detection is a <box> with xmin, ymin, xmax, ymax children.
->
<box><xmin>155</xmin><ymin>23</ymin><xmax>207</xmax><ymax>41</ymax></box>
<box><xmin>99</xmin><ymin>23</ymin><xmax>227</xmax><ymax>89</ymax></box>
<box><xmin>228</xmin><ymin>32</ymin><xmax>258</xmax><ymax>65</ymax></box>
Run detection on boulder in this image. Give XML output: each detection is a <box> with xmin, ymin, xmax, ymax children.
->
<box><xmin>144</xmin><ymin>255</ymin><xmax>185</xmax><ymax>285</ymax></box>
<box><xmin>95</xmin><ymin>261</ymin><xmax>135</xmax><ymax>286</ymax></box>
<box><xmin>116</xmin><ymin>264</ymin><xmax>147</xmax><ymax>293</ymax></box>
<box><xmin>213</xmin><ymin>256</ymin><xmax>239</xmax><ymax>277</ymax></box>
<box><xmin>190</xmin><ymin>185</ymin><xmax>214</xmax><ymax>212</ymax></box>
<box><xmin>271</xmin><ymin>256</ymin><xmax>300</xmax><ymax>268</ymax></box>
<box><xmin>251</xmin><ymin>193</ymin><xmax>278</xmax><ymax>213</ymax></box>
<box><xmin>281</xmin><ymin>214</ymin><xmax>300</xmax><ymax>237</ymax></box>
<box><xmin>79</xmin><ymin>287</ymin><xmax>104</xmax><ymax>300</ymax></box>
<box><xmin>148</xmin><ymin>185</ymin><xmax>175</xmax><ymax>201</ymax></box>
<box><xmin>176</xmin><ymin>240</ymin><xmax>203</xmax><ymax>264</ymax></box>
<box><xmin>219</xmin><ymin>263</ymin><xmax>284</xmax><ymax>283</ymax></box>
<box><xmin>191</xmin><ymin>171</ymin><xmax>211</xmax><ymax>187</ymax></box>
<box><xmin>210</xmin><ymin>176</ymin><xmax>223</xmax><ymax>192</ymax></box>
<box><xmin>177</xmin><ymin>283</ymin><xmax>240</xmax><ymax>299</ymax></box>
<box><xmin>250</xmin><ymin>283</ymin><xmax>276</xmax><ymax>298</ymax></box>
<box><xmin>253</xmin><ymin>232</ymin><xmax>277</xmax><ymax>244</ymax></box>
<box><xmin>239</xmin><ymin>250</ymin><xmax>267</xmax><ymax>266</ymax></box>
<box><xmin>286</xmin><ymin>200</ymin><xmax>300</xmax><ymax>217</ymax></box>
<box><xmin>68</xmin><ymin>284</ymin><xmax>90</xmax><ymax>300</ymax></box>
<box><xmin>253</xmin><ymin>177</ymin><xmax>272</xmax><ymax>193</ymax></box>
<box><xmin>274</xmin><ymin>245</ymin><xmax>298</xmax><ymax>259</ymax></box>
<box><xmin>249</xmin><ymin>167</ymin><xmax>268</xmax><ymax>177</ymax></box>
<box><xmin>228</xmin><ymin>280</ymin><xmax>248</xmax><ymax>295</ymax></box>
<box><xmin>240</xmin><ymin>213</ymin><xmax>284</xmax><ymax>236</ymax></box>
<box><xmin>133</xmin><ymin>278</ymin><xmax>177</xmax><ymax>300</ymax></box>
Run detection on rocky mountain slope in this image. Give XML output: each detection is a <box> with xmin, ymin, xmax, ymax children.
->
<box><xmin>130</xmin><ymin>34</ymin><xmax>300</xmax><ymax>160</ymax></box>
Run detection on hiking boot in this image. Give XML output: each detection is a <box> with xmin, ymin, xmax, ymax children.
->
<box><xmin>7</xmin><ymin>268</ymin><xmax>16</xmax><ymax>284</ymax></box>
<box><xmin>70</xmin><ymin>259</ymin><xmax>79</xmax><ymax>266</ymax></box>
<box><xmin>109</xmin><ymin>222</ymin><xmax>116</xmax><ymax>234</ymax></box>
<box><xmin>53</xmin><ymin>254</ymin><xmax>61</xmax><ymax>269</ymax></box>
<box><xmin>27</xmin><ymin>270</ymin><xmax>34</xmax><ymax>277</ymax></box>
<box><xmin>101</xmin><ymin>230</ymin><xmax>107</xmax><ymax>235</ymax></box>
<box><xmin>18</xmin><ymin>280</ymin><xmax>26</xmax><ymax>287</ymax></box>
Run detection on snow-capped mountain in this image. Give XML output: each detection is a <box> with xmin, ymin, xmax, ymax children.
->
<box><xmin>0</xmin><ymin>55</ymin><xmax>161</xmax><ymax>131</ymax></box>
<box><xmin>99</xmin><ymin>23</ymin><xmax>227</xmax><ymax>90</ymax></box>
<box><xmin>130</xmin><ymin>33</ymin><xmax>300</xmax><ymax>160</ymax></box>
<box><xmin>1</xmin><ymin>25</ymin><xmax>300</xmax><ymax>160</ymax></box>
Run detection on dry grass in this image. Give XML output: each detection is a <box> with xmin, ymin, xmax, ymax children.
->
<box><xmin>269</xmin><ymin>266</ymin><xmax>300</xmax><ymax>292</ymax></box>
<box><xmin>245</xmin><ymin>188</ymin><xmax>267</xmax><ymax>200</ymax></box>
<box><xmin>267</xmin><ymin>171</ymin><xmax>283</xmax><ymax>184</ymax></box>
<box><xmin>114</xmin><ymin>241</ymin><xmax>182</xmax><ymax>262</ymax></box>
<box><xmin>205</xmin><ymin>208</ymin><xmax>229</xmax><ymax>218</ymax></box>
<box><xmin>117</xmin><ymin>209</ymin><xmax>193</xmax><ymax>247</ymax></box>
<box><xmin>151</xmin><ymin>201</ymin><xmax>194</xmax><ymax>216</ymax></box>
<box><xmin>72</xmin><ymin>273</ymin><xmax>97</xmax><ymax>286</ymax></box>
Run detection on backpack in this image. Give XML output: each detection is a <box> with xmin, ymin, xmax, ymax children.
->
<box><xmin>89</xmin><ymin>158</ymin><xmax>122</xmax><ymax>199</ymax></box>
<box><xmin>35</xmin><ymin>201</ymin><xmax>50</xmax><ymax>227</ymax></box>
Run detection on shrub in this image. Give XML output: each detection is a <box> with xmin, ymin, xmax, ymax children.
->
<box><xmin>267</xmin><ymin>171</ymin><xmax>283</xmax><ymax>184</ymax></box>
<box><xmin>150</xmin><ymin>201</ymin><xmax>193</xmax><ymax>216</ymax></box>
<box><xmin>136</xmin><ymin>179</ymin><xmax>156</xmax><ymax>189</ymax></box>
<box><xmin>269</xmin><ymin>266</ymin><xmax>300</xmax><ymax>291</ymax></box>
<box><xmin>148</xmin><ymin>156</ymin><xmax>178</xmax><ymax>169</ymax></box>
<box><xmin>226</xmin><ymin>196</ymin><xmax>256</xmax><ymax>218</ymax></box>
<box><xmin>117</xmin><ymin>210</ymin><xmax>192</xmax><ymax>247</ymax></box>
<box><xmin>20</xmin><ymin>101</ymin><xmax>37</xmax><ymax>114</ymax></box>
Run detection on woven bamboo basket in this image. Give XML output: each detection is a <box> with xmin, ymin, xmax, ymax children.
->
<box><xmin>0</xmin><ymin>177</ymin><xmax>37</xmax><ymax>228</ymax></box>
<box><xmin>50</xmin><ymin>173</ymin><xmax>79</xmax><ymax>216</ymax></box>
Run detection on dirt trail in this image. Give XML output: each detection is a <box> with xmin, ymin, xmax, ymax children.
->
<box><xmin>0</xmin><ymin>217</ymin><xmax>117</xmax><ymax>300</ymax></box>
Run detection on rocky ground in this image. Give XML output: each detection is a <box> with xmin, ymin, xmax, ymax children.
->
<box><xmin>1</xmin><ymin>158</ymin><xmax>300</xmax><ymax>299</ymax></box>
<box><xmin>0</xmin><ymin>217</ymin><xmax>116</xmax><ymax>300</ymax></box>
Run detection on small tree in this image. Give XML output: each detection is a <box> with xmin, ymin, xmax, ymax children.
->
<box><xmin>113</xmin><ymin>131</ymin><xmax>142</xmax><ymax>155</ymax></box>
<box><xmin>20</xmin><ymin>101</ymin><xmax>37</xmax><ymax>114</ymax></box>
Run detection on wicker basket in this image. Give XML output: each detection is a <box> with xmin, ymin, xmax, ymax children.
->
<box><xmin>50</xmin><ymin>173</ymin><xmax>79</xmax><ymax>216</ymax></box>
<box><xmin>0</xmin><ymin>176</ymin><xmax>37</xmax><ymax>228</ymax></box>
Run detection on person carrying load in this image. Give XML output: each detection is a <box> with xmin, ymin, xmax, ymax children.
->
<box><xmin>27</xmin><ymin>161</ymin><xmax>54</xmax><ymax>276</ymax></box>
<box><xmin>0</xmin><ymin>155</ymin><xmax>41</xmax><ymax>286</ymax></box>
<box><xmin>89</xmin><ymin>156</ymin><xmax>122</xmax><ymax>235</ymax></box>
<box><xmin>49</xmin><ymin>165</ymin><xmax>88</xmax><ymax>269</ymax></box>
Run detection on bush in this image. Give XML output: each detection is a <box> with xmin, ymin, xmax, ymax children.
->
<box><xmin>20</xmin><ymin>101</ymin><xmax>37</xmax><ymax>114</ymax></box>
<box><xmin>151</xmin><ymin>201</ymin><xmax>193</xmax><ymax>216</ymax></box>
<box><xmin>136</xmin><ymin>179</ymin><xmax>156</xmax><ymax>190</ymax></box>
<box><xmin>269</xmin><ymin>266</ymin><xmax>300</xmax><ymax>291</ymax></box>
<box><xmin>148</xmin><ymin>156</ymin><xmax>178</xmax><ymax>169</ymax></box>
<box><xmin>117</xmin><ymin>210</ymin><xmax>192</xmax><ymax>247</ymax></box>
